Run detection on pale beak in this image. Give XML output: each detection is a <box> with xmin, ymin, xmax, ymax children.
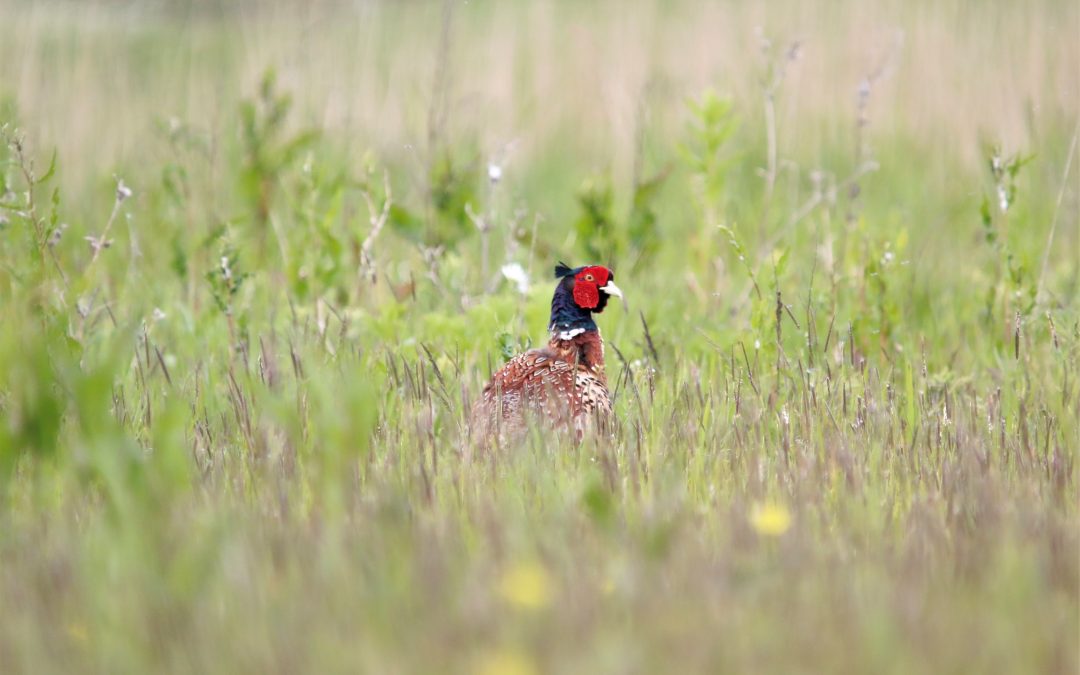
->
<box><xmin>600</xmin><ymin>281</ymin><xmax>622</xmax><ymax>298</ymax></box>
<box><xmin>600</xmin><ymin>281</ymin><xmax>627</xmax><ymax>310</ymax></box>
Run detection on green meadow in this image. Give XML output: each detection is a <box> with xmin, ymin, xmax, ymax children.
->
<box><xmin>0</xmin><ymin>1</ymin><xmax>1077</xmax><ymax>672</ymax></box>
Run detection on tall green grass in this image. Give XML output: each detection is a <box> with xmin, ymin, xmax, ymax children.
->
<box><xmin>0</xmin><ymin>0</ymin><xmax>1076</xmax><ymax>672</ymax></box>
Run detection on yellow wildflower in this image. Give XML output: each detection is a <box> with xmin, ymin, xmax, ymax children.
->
<box><xmin>475</xmin><ymin>649</ymin><xmax>538</xmax><ymax>675</ymax></box>
<box><xmin>750</xmin><ymin>502</ymin><xmax>792</xmax><ymax>536</ymax></box>
<box><xmin>497</xmin><ymin>561</ymin><xmax>552</xmax><ymax>610</ymax></box>
<box><xmin>600</xmin><ymin>575</ymin><xmax>616</xmax><ymax>596</ymax></box>
<box><xmin>66</xmin><ymin>623</ymin><xmax>89</xmax><ymax>644</ymax></box>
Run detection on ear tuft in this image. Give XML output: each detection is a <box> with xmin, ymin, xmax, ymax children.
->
<box><xmin>554</xmin><ymin>262</ymin><xmax>574</xmax><ymax>279</ymax></box>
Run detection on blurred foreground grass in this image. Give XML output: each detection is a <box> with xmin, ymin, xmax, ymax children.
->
<box><xmin>0</xmin><ymin>0</ymin><xmax>1077</xmax><ymax>673</ymax></box>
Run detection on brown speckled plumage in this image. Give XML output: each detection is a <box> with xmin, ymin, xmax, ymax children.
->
<box><xmin>473</xmin><ymin>332</ymin><xmax>612</xmax><ymax>438</ymax></box>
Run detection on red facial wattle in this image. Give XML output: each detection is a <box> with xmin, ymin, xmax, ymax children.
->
<box><xmin>572</xmin><ymin>266</ymin><xmax>611</xmax><ymax>309</ymax></box>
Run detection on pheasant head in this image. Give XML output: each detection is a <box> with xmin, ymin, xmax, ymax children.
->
<box><xmin>549</xmin><ymin>262</ymin><xmax>623</xmax><ymax>340</ymax></box>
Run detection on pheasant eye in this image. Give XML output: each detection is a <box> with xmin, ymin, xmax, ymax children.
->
<box><xmin>584</xmin><ymin>274</ymin><xmax>595</xmax><ymax>282</ymax></box>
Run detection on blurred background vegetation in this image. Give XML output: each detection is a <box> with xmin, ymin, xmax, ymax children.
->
<box><xmin>0</xmin><ymin>0</ymin><xmax>1077</xmax><ymax>673</ymax></box>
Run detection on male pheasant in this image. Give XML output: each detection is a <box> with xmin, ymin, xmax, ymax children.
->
<box><xmin>472</xmin><ymin>263</ymin><xmax>623</xmax><ymax>440</ymax></box>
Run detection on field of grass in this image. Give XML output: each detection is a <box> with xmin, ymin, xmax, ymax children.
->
<box><xmin>1</xmin><ymin>0</ymin><xmax>1077</xmax><ymax>672</ymax></box>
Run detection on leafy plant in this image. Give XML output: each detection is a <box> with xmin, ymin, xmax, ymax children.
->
<box><xmin>681</xmin><ymin>90</ymin><xmax>739</xmax><ymax>214</ymax></box>
<box><xmin>206</xmin><ymin>243</ymin><xmax>248</xmax><ymax>316</ymax></box>
<box><xmin>574</xmin><ymin>168</ymin><xmax>669</xmax><ymax>265</ymax></box>
<box><xmin>238</xmin><ymin>70</ymin><xmax>318</xmax><ymax>253</ymax></box>
<box><xmin>424</xmin><ymin>149</ymin><xmax>481</xmax><ymax>248</ymax></box>
<box><xmin>574</xmin><ymin>173</ymin><xmax>617</xmax><ymax>262</ymax></box>
<box><xmin>979</xmin><ymin>145</ymin><xmax>1036</xmax><ymax>328</ymax></box>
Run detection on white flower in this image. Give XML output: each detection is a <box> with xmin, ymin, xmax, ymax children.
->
<box><xmin>501</xmin><ymin>262</ymin><xmax>530</xmax><ymax>293</ymax></box>
<box><xmin>116</xmin><ymin>179</ymin><xmax>132</xmax><ymax>202</ymax></box>
<box><xmin>488</xmin><ymin>163</ymin><xmax>503</xmax><ymax>183</ymax></box>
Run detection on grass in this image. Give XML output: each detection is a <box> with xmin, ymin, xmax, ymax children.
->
<box><xmin>0</xmin><ymin>0</ymin><xmax>1077</xmax><ymax>673</ymax></box>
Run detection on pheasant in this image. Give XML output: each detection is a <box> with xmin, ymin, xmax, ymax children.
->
<box><xmin>472</xmin><ymin>263</ymin><xmax>624</xmax><ymax>440</ymax></box>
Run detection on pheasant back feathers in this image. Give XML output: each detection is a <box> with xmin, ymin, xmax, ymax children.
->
<box><xmin>472</xmin><ymin>337</ymin><xmax>612</xmax><ymax>439</ymax></box>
